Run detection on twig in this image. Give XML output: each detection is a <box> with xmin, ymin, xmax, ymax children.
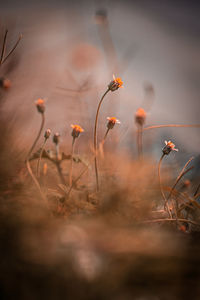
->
<box><xmin>143</xmin><ymin>124</ymin><xmax>200</xmax><ymax>131</ymax></box>
<box><xmin>0</xmin><ymin>29</ymin><xmax>8</xmax><ymax>65</ymax></box>
<box><xmin>167</xmin><ymin>157</ymin><xmax>194</xmax><ymax>201</ymax></box>
<box><xmin>142</xmin><ymin>218</ymin><xmax>200</xmax><ymax>227</ymax></box>
<box><xmin>1</xmin><ymin>34</ymin><xmax>22</xmax><ymax>65</ymax></box>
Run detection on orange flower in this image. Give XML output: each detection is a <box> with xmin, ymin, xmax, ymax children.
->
<box><xmin>107</xmin><ymin>117</ymin><xmax>121</xmax><ymax>129</ymax></box>
<box><xmin>162</xmin><ymin>140</ymin><xmax>178</xmax><ymax>155</ymax></box>
<box><xmin>71</xmin><ymin>124</ymin><xmax>84</xmax><ymax>138</ymax></box>
<box><xmin>135</xmin><ymin>108</ymin><xmax>146</xmax><ymax>126</ymax></box>
<box><xmin>108</xmin><ymin>75</ymin><xmax>123</xmax><ymax>91</ymax></box>
<box><xmin>35</xmin><ymin>98</ymin><xmax>45</xmax><ymax>113</ymax></box>
<box><xmin>0</xmin><ymin>78</ymin><xmax>11</xmax><ymax>89</ymax></box>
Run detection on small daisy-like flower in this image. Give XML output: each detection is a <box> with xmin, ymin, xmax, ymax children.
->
<box><xmin>162</xmin><ymin>140</ymin><xmax>178</xmax><ymax>155</ymax></box>
<box><xmin>108</xmin><ymin>75</ymin><xmax>123</xmax><ymax>92</ymax></box>
<box><xmin>35</xmin><ymin>98</ymin><xmax>45</xmax><ymax>114</ymax></box>
<box><xmin>107</xmin><ymin>117</ymin><xmax>121</xmax><ymax>129</ymax></box>
<box><xmin>53</xmin><ymin>132</ymin><xmax>60</xmax><ymax>145</ymax></box>
<box><xmin>135</xmin><ymin>108</ymin><xmax>146</xmax><ymax>126</ymax></box>
<box><xmin>0</xmin><ymin>78</ymin><xmax>11</xmax><ymax>89</ymax></box>
<box><xmin>71</xmin><ymin>124</ymin><xmax>84</xmax><ymax>138</ymax></box>
<box><xmin>44</xmin><ymin>129</ymin><xmax>51</xmax><ymax>139</ymax></box>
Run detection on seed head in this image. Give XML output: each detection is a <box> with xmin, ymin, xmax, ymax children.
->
<box><xmin>44</xmin><ymin>129</ymin><xmax>51</xmax><ymax>139</ymax></box>
<box><xmin>162</xmin><ymin>140</ymin><xmax>178</xmax><ymax>155</ymax></box>
<box><xmin>71</xmin><ymin>124</ymin><xmax>84</xmax><ymax>139</ymax></box>
<box><xmin>135</xmin><ymin>108</ymin><xmax>146</xmax><ymax>126</ymax></box>
<box><xmin>108</xmin><ymin>75</ymin><xmax>123</xmax><ymax>92</ymax></box>
<box><xmin>35</xmin><ymin>98</ymin><xmax>45</xmax><ymax>114</ymax></box>
<box><xmin>53</xmin><ymin>132</ymin><xmax>60</xmax><ymax>145</ymax></box>
<box><xmin>107</xmin><ymin>117</ymin><xmax>121</xmax><ymax>130</ymax></box>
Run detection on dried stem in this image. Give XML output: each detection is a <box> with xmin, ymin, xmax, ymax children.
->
<box><xmin>26</xmin><ymin>159</ymin><xmax>46</xmax><ymax>202</ymax></box>
<box><xmin>142</xmin><ymin>218</ymin><xmax>200</xmax><ymax>227</ymax></box>
<box><xmin>25</xmin><ymin>113</ymin><xmax>46</xmax><ymax>201</ymax></box>
<box><xmin>0</xmin><ymin>29</ymin><xmax>8</xmax><ymax>65</ymax></box>
<box><xmin>1</xmin><ymin>34</ymin><xmax>22</xmax><ymax>65</ymax></box>
<box><xmin>158</xmin><ymin>154</ymin><xmax>172</xmax><ymax>218</ymax></box>
<box><xmin>167</xmin><ymin>157</ymin><xmax>194</xmax><ymax>201</ymax></box>
<box><xmin>194</xmin><ymin>183</ymin><xmax>200</xmax><ymax>197</ymax></box>
<box><xmin>36</xmin><ymin>139</ymin><xmax>47</xmax><ymax>178</ymax></box>
<box><xmin>143</xmin><ymin>124</ymin><xmax>200</xmax><ymax>131</ymax></box>
<box><xmin>69</xmin><ymin>137</ymin><xmax>75</xmax><ymax>187</ymax></box>
<box><xmin>94</xmin><ymin>88</ymin><xmax>110</xmax><ymax>191</ymax></box>
<box><xmin>26</xmin><ymin>113</ymin><xmax>45</xmax><ymax>161</ymax></box>
<box><xmin>137</xmin><ymin>124</ymin><xmax>143</xmax><ymax>160</ymax></box>
<box><xmin>55</xmin><ymin>144</ymin><xmax>65</xmax><ymax>185</ymax></box>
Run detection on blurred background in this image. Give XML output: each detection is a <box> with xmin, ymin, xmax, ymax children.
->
<box><xmin>0</xmin><ymin>0</ymin><xmax>200</xmax><ymax>157</ymax></box>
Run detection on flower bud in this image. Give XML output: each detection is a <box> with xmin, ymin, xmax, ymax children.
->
<box><xmin>108</xmin><ymin>75</ymin><xmax>123</xmax><ymax>92</ymax></box>
<box><xmin>135</xmin><ymin>108</ymin><xmax>146</xmax><ymax>126</ymax></box>
<box><xmin>44</xmin><ymin>129</ymin><xmax>51</xmax><ymax>139</ymax></box>
<box><xmin>0</xmin><ymin>78</ymin><xmax>11</xmax><ymax>89</ymax></box>
<box><xmin>71</xmin><ymin>124</ymin><xmax>84</xmax><ymax>139</ymax></box>
<box><xmin>35</xmin><ymin>98</ymin><xmax>45</xmax><ymax>114</ymax></box>
<box><xmin>162</xmin><ymin>140</ymin><xmax>178</xmax><ymax>155</ymax></box>
<box><xmin>107</xmin><ymin>117</ymin><xmax>121</xmax><ymax>130</ymax></box>
<box><xmin>53</xmin><ymin>133</ymin><xmax>60</xmax><ymax>145</ymax></box>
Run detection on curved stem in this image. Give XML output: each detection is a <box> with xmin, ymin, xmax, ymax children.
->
<box><xmin>26</xmin><ymin>159</ymin><xmax>46</xmax><ymax>202</ymax></box>
<box><xmin>0</xmin><ymin>29</ymin><xmax>8</xmax><ymax>65</ymax></box>
<box><xmin>94</xmin><ymin>88</ymin><xmax>110</xmax><ymax>191</ymax></box>
<box><xmin>26</xmin><ymin>113</ymin><xmax>45</xmax><ymax>161</ymax></box>
<box><xmin>158</xmin><ymin>154</ymin><xmax>172</xmax><ymax>218</ymax></box>
<box><xmin>143</xmin><ymin>124</ymin><xmax>200</xmax><ymax>131</ymax></box>
<box><xmin>1</xmin><ymin>34</ymin><xmax>22</xmax><ymax>65</ymax></box>
<box><xmin>167</xmin><ymin>157</ymin><xmax>194</xmax><ymax>201</ymax></box>
<box><xmin>69</xmin><ymin>137</ymin><xmax>75</xmax><ymax>187</ymax></box>
<box><xmin>36</xmin><ymin>139</ymin><xmax>47</xmax><ymax>178</ymax></box>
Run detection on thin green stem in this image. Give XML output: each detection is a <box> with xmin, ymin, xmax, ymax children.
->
<box><xmin>94</xmin><ymin>88</ymin><xmax>110</xmax><ymax>191</ymax></box>
<box><xmin>158</xmin><ymin>154</ymin><xmax>172</xmax><ymax>218</ymax></box>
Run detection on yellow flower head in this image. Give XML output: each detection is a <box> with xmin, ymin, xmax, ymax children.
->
<box><xmin>162</xmin><ymin>140</ymin><xmax>178</xmax><ymax>155</ymax></box>
<box><xmin>108</xmin><ymin>75</ymin><xmax>123</xmax><ymax>91</ymax></box>
<box><xmin>135</xmin><ymin>107</ymin><xmax>146</xmax><ymax>126</ymax></box>
<box><xmin>71</xmin><ymin>124</ymin><xmax>84</xmax><ymax>138</ymax></box>
<box><xmin>107</xmin><ymin>117</ymin><xmax>121</xmax><ymax>129</ymax></box>
<box><xmin>35</xmin><ymin>98</ymin><xmax>45</xmax><ymax>114</ymax></box>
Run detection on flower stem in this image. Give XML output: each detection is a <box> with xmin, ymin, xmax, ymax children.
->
<box><xmin>36</xmin><ymin>139</ymin><xmax>47</xmax><ymax>178</ymax></box>
<box><xmin>137</xmin><ymin>124</ymin><xmax>143</xmax><ymax>160</ymax></box>
<box><xmin>143</xmin><ymin>124</ymin><xmax>200</xmax><ymax>131</ymax></box>
<box><xmin>25</xmin><ymin>113</ymin><xmax>46</xmax><ymax>202</ymax></box>
<box><xmin>26</xmin><ymin>113</ymin><xmax>45</xmax><ymax>161</ymax></box>
<box><xmin>94</xmin><ymin>88</ymin><xmax>110</xmax><ymax>191</ymax></box>
<box><xmin>158</xmin><ymin>154</ymin><xmax>172</xmax><ymax>218</ymax></box>
<box><xmin>69</xmin><ymin>137</ymin><xmax>75</xmax><ymax>187</ymax></box>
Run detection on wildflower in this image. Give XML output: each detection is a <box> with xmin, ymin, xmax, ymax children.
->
<box><xmin>0</xmin><ymin>78</ymin><xmax>11</xmax><ymax>89</ymax></box>
<box><xmin>107</xmin><ymin>117</ymin><xmax>121</xmax><ymax>130</ymax></box>
<box><xmin>71</xmin><ymin>124</ymin><xmax>84</xmax><ymax>139</ymax></box>
<box><xmin>53</xmin><ymin>133</ymin><xmax>60</xmax><ymax>145</ymax></box>
<box><xmin>108</xmin><ymin>75</ymin><xmax>123</xmax><ymax>92</ymax></box>
<box><xmin>162</xmin><ymin>140</ymin><xmax>178</xmax><ymax>155</ymax></box>
<box><xmin>35</xmin><ymin>98</ymin><xmax>45</xmax><ymax>114</ymax></box>
<box><xmin>44</xmin><ymin>129</ymin><xmax>51</xmax><ymax>139</ymax></box>
<box><xmin>135</xmin><ymin>108</ymin><xmax>146</xmax><ymax>126</ymax></box>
